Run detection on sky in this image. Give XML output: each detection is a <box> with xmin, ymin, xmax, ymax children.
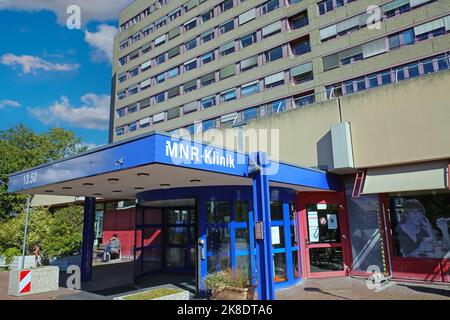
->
<box><xmin>0</xmin><ymin>1</ymin><xmax>134</xmax><ymax>148</ymax></box>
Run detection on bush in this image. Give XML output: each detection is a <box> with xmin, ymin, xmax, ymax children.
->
<box><xmin>204</xmin><ymin>268</ymin><xmax>251</xmax><ymax>291</ymax></box>
<box><xmin>2</xmin><ymin>247</ymin><xmax>21</xmax><ymax>265</ymax></box>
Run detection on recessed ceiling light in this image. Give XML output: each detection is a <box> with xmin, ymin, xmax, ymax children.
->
<box><xmin>44</xmin><ymin>190</ymin><xmax>54</xmax><ymax>193</ymax></box>
<box><xmin>93</xmin><ymin>193</ymin><xmax>102</xmax><ymax>196</ymax></box>
<box><xmin>112</xmin><ymin>190</ymin><xmax>122</xmax><ymax>193</ymax></box>
<box><xmin>83</xmin><ymin>183</ymin><xmax>94</xmax><ymax>187</ymax></box>
<box><xmin>134</xmin><ymin>187</ymin><xmax>144</xmax><ymax>190</ymax></box>
<box><xmin>190</xmin><ymin>179</ymin><xmax>201</xmax><ymax>183</ymax></box>
<box><xmin>137</xmin><ymin>173</ymin><xmax>149</xmax><ymax>177</ymax></box>
<box><xmin>107</xmin><ymin>178</ymin><xmax>119</xmax><ymax>184</ymax></box>
<box><xmin>62</xmin><ymin>187</ymin><xmax>72</xmax><ymax>190</ymax></box>
<box><xmin>160</xmin><ymin>184</ymin><xmax>170</xmax><ymax>189</ymax></box>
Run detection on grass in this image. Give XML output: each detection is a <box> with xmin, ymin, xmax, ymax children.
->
<box><xmin>122</xmin><ymin>288</ymin><xmax>182</xmax><ymax>300</ymax></box>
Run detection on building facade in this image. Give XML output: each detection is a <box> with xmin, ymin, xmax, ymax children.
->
<box><xmin>8</xmin><ymin>0</ymin><xmax>450</xmax><ymax>299</ymax></box>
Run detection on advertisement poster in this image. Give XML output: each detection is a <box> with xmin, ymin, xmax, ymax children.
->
<box><xmin>308</xmin><ymin>211</ymin><xmax>319</xmax><ymax>242</ymax></box>
<box><xmin>327</xmin><ymin>214</ymin><xmax>338</xmax><ymax>230</ymax></box>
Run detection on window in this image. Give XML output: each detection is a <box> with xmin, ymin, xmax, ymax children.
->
<box><xmin>291</xmin><ymin>62</ymin><xmax>313</xmax><ymax>84</ymax></box>
<box><xmin>116</xmin><ymin>108</ymin><xmax>126</xmax><ymax>118</ymax></box>
<box><xmin>241</xmin><ymin>81</ymin><xmax>259</xmax><ymax>96</ymax></box>
<box><xmin>154</xmin><ymin>92</ymin><xmax>165</xmax><ymax>103</ymax></box>
<box><xmin>202</xmin><ymin>29</ymin><xmax>215</xmax><ymax>43</ymax></box>
<box><xmin>272</xmin><ymin>100</ymin><xmax>286</xmax><ymax>113</ymax></box>
<box><xmin>128</xmin><ymin>122</ymin><xmax>137</xmax><ymax>132</ymax></box>
<box><xmin>129</xmin><ymin>85</ymin><xmax>138</xmax><ymax>96</ymax></box>
<box><xmin>201</xmin><ymin>96</ymin><xmax>216</xmax><ymax>108</ymax></box>
<box><xmin>219</xmin><ymin>64</ymin><xmax>236</xmax><ymax>80</ymax></box>
<box><xmin>220</xmin><ymin>0</ymin><xmax>233</xmax><ymax>12</ymax></box>
<box><xmin>261</xmin><ymin>0</ymin><xmax>279</xmax><ymax>15</ymax></box>
<box><xmin>318</xmin><ymin>0</ymin><xmax>334</xmax><ymax>15</ymax></box>
<box><xmin>130</xmin><ymin>50</ymin><xmax>139</xmax><ymax>61</ymax></box>
<box><xmin>141</xmin><ymin>60</ymin><xmax>152</xmax><ymax>72</ymax></box>
<box><xmin>240</xmin><ymin>33</ymin><xmax>256</xmax><ymax>48</ymax></box>
<box><xmin>118</xmin><ymin>73</ymin><xmax>127</xmax><ymax>83</ymax></box>
<box><xmin>167</xmin><ymin>107</ymin><xmax>180</xmax><ymax>120</ymax></box>
<box><xmin>201</xmin><ymin>51</ymin><xmax>215</xmax><ymax>64</ymax></box>
<box><xmin>264</xmin><ymin>72</ymin><xmax>285</xmax><ymax>88</ymax></box>
<box><xmin>156</xmin><ymin>73</ymin><xmax>165</xmax><ymax>84</ymax></box>
<box><xmin>240</xmin><ymin>55</ymin><xmax>258</xmax><ymax>72</ymax></box>
<box><xmin>184</xmin><ymin>79</ymin><xmax>197</xmax><ymax>93</ymax></box>
<box><xmin>140</xmin><ymin>117</ymin><xmax>150</xmax><ymax>128</ymax></box>
<box><xmin>116</xmin><ymin>127</ymin><xmax>125</xmax><ymax>136</ymax></box>
<box><xmin>290</xmin><ymin>37</ymin><xmax>311</xmax><ymax>55</ymax></box>
<box><xmin>219</xmin><ymin>42</ymin><xmax>235</xmax><ymax>56</ymax></box>
<box><xmin>168</xmin><ymin>87</ymin><xmax>180</xmax><ymax>99</ymax></box>
<box><xmin>184</xmin><ymin>59</ymin><xmax>197</xmax><ymax>72</ymax></box>
<box><xmin>290</xmin><ymin>11</ymin><xmax>309</xmax><ymax>30</ymax></box>
<box><xmin>221</xmin><ymin>89</ymin><xmax>236</xmax><ymax>102</ymax></box>
<box><xmin>169</xmin><ymin>8</ymin><xmax>182</xmax><ymax>20</ymax></box>
<box><xmin>119</xmin><ymin>56</ymin><xmax>127</xmax><ymax>66</ymax></box>
<box><xmin>185</xmin><ymin>38</ymin><xmax>197</xmax><ymax>51</ymax></box>
<box><xmin>294</xmin><ymin>92</ymin><xmax>315</xmax><ymax>107</ymax></box>
<box><xmin>118</xmin><ymin>91</ymin><xmax>126</xmax><ymax>100</ymax></box>
<box><xmin>243</xmin><ymin>107</ymin><xmax>258</xmax><ymax>121</ymax></box>
<box><xmin>154</xmin><ymin>35</ymin><xmax>166</xmax><ymax>47</ymax></box>
<box><xmin>239</xmin><ymin>8</ymin><xmax>256</xmax><ymax>25</ymax></box>
<box><xmin>201</xmin><ymin>72</ymin><xmax>215</xmax><ymax>86</ymax></box>
<box><xmin>262</xmin><ymin>21</ymin><xmax>282</xmax><ymax>38</ymax></box>
<box><xmin>265</xmin><ymin>46</ymin><xmax>283</xmax><ymax>62</ymax></box>
<box><xmin>220</xmin><ymin>20</ymin><xmax>234</xmax><ymax>34</ymax></box>
<box><xmin>128</xmin><ymin>103</ymin><xmax>138</xmax><ymax>113</ymax></box>
<box><xmin>202</xmin><ymin>119</ymin><xmax>216</xmax><ymax>132</ymax></box>
<box><xmin>201</xmin><ymin>10</ymin><xmax>213</xmax><ymax>23</ymax></box>
<box><xmin>156</xmin><ymin>54</ymin><xmax>165</xmax><ymax>65</ymax></box>
<box><xmin>184</xmin><ymin>18</ymin><xmax>197</xmax><ymax>32</ymax></box>
<box><xmin>142</xmin><ymin>44</ymin><xmax>151</xmax><ymax>55</ymax></box>
<box><xmin>168</xmin><ymin>67</ymin><xmax>179</xmax><ymax>78</ymax></box>
<box><xmin>130</xmin><ymin>67</ymin><xmax>139</xmax><ymax>77</ymax></box>
<box><xmin>168</xmin><ymin>46</ymin><xmax>180</xmax><ymax>59</ymax></box>
<box><xmin>140</xmin><ymin>97</ymin><xmax>151</xmax><ymax>109</ymax></box>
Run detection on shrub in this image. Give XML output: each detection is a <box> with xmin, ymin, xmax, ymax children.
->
<box><xmin>204</xmin><ymin>268</ymin><xmax>251</xmax><ymax>291</ymax></box>
<box><xmin>2</xmin><ymin>247</ymin><xmax>21</xmax><ymax>265</ymax></box>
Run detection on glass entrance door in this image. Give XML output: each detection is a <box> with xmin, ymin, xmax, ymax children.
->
<box><xmin>164</xmin><ymin>208</ymin><xmax>196</xmax><ymax>273</ymax></box>
<box><xmin>299</xmin><ymin>193</ymin><xmax>350</xmax><ymax>278</ymax></box>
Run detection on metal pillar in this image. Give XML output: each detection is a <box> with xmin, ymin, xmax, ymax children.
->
<box><xmin>81</xmin><ymin>197</ymin><xmax>96</xmax><ymax>281</ymax></box>
<box><xmin>251</xmin><ymin>152</ymin><xmax>275</xmax><ymax>300</ymax></box>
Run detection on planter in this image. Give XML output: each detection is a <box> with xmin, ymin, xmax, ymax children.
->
<box><xmin>212</xmin><ymin>286</ymin><xmax>255</xmax><ymax>300</ymax></box>
<box><xmin>114</xmin><ymin>288</ymin><xmax>190</xmax><ymax>300</ymax></box>
<box><xmin>8</xmin><ymin>266</ymin><xmax>59</xmax><ymax>296</ymax></box>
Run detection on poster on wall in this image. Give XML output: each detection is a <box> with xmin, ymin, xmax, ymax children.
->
<box><xmin>271</xmin><ymin>226</ymin><xmax>281</xmax><ymax>245</ymax></box>
<box><xmin>327</xmin><ymin>214</ymin><xmax>338</xmax><ymax>230</ymax></box>
<box><xmin>308</xmin><ymin>211</ymin><xmax>319</xmax><ymax>242</ymax></box>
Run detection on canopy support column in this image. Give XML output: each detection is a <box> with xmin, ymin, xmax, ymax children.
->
<box><xmin>81</xmin><ymin>197</ymin><xmax>96</xmax><ymax>282</ymax></box>
<box><xmin>251</xmin><ymin>152</ymin><xmax>275</xmax><ymax>300</ymax></box>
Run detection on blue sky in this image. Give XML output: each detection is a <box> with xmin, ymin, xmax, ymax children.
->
<box><xmin>0</xmin><ymin>2</ymin><xmax>131</xmax><ymax>147</ymax></box>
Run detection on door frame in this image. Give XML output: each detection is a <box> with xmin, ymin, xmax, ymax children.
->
<box><xmin>297</xmin><ymin>191</ymin><xmax>352</xmax><ymax>279</ymax></box>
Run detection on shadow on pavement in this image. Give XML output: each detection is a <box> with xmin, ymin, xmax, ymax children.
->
<box><xmin>303</xmin><ymin>287</ymin><xmax>351</xmax><ymax>300</ymax></box>
<box><xmin>397</xmin><ymin>284</ymin><xmax>450</xmax><ymax>298</ymax></box>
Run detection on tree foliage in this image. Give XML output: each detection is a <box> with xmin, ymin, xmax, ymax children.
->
<box><xmin>0</xmin><ymin>125</ymin><xmax>85</xmax><ymax>220</ymax></box>
<box><xmin>0</xmin><ymin>205</ymin><xmax>84</xmax><ymax>261</ymax></box>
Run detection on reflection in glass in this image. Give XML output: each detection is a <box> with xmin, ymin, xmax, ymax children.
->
<box><xmin>235</xmin><ymin>201</ymin><xmax>249</xmax><ymax>222</ymax></box>
<box><xmin>270</xmin><ymin>201</ymin><xmax>283</xmax><ymax>220</ymax></box>
<box><xmin>389</xmin><ymin>192</ymin><xmax>450</xmax><ymax>259</ymax></box>
<box><xmin>309</xmin><ymin>247</ymin><xmax>344</xmax><ymax>272</ymax></box>
<box><xmin>166</xmin><ymin>247</ymin><xmax>186</xmax><ymax>268</ymax></box>
<box><xmin>306</xmin><ymin>204</ymin><xmax>340</xmax><ymax>243</ymax></box>
<box><xmin>292</xmin><ymin>250</ymin><xmax>300</xmax><ymax>278</ymax></box>
<box><xmin>273</xmin><ymin>252</ymin><xmax>287</xmax><ymax>282</ymax></box>
<box><xmin>236</xmin><ymin>254</ymin><xmax>251</xmax><ymax>279</ymax></box>
<box><xmin>206</xmin><ymin>201</ymin><xmax>231</xmax><ymax>273</ymax></box>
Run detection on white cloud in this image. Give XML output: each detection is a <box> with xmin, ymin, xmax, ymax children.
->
<box><xmin>84</xmin><ymin>24</ymin><xmax>118</xmax><ymax>63</ymax></box>
<box><xmin>0</xmin><ymin>99</ymin><xmax>21</xmax><ymax>109</ymax></box>
<box><xmin>28</xmin><ymin>94</ymin><xmax>110</xmax><ymax>130</ymax></box>
<box><xmin>1</xmin><ymin>54</ymin><xmax>79</xmax><ymax>75</ymax></box>
<box><xmin>0</xmin><ymin>0</ymin><xmax>133</xmax><ymax>25</ymax></box>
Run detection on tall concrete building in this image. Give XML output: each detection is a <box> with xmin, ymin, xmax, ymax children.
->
<box><xmin>110</xmin><ymin>0</ymin><xmax>450</xmax><ymax>142</ymax></box>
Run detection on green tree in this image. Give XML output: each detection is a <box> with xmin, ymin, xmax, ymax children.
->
<box><xmin>0</xmin><ymin>125</ymin><xmax>85</xmax><ymax>220</ymax></box>
<box><xmin>0</xmin><ymin>205</ymin><xmax>83</xmax><ymax>262</ymax></box>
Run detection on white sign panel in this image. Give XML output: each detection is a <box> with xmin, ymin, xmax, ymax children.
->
<box><xmin>307</xmin><ymin>211</ymin><xmax>319</xmax><ymax>242</ymax></box>
<box><xmin>271</xmin><ymin>226</ymin><xmax>281</xmax><ymax>245</ymax></box>
<box><xmin>317</xmin><ymin>203</ymin><xmax>327</xmax><ymax>210</ymax></box>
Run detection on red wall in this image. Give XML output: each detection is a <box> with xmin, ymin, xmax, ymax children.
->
<box><xmin>102</xmin><ymin>208</ymin><xmax>136</xmax><ymax>257</ymax></box>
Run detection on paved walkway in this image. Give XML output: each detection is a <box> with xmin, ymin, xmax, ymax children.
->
<box><xmin>276</xmin><ymin>277</ymin><xmax>450</xmax><ymax>300</ymax></box>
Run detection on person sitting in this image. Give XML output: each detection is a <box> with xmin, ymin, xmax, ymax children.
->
<box><xmin>102</xmin><ymin>234</ymin><xmax>121</xmax><ymax>262</ymax></box>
